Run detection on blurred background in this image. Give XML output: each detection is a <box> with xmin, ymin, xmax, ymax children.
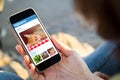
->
<box><xmin>0</xmin><ymin>0</ymin><xmax>104</xmax><ymax>79</ymax></box>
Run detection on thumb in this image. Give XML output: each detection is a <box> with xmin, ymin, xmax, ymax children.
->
<box><xmin>51</xmin><ymin>36</ymin><xmax>72</xmax><ymax>57</ymax></box>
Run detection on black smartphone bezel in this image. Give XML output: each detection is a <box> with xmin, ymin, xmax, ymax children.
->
<box><xmin>9</xmin><ymin>8</ymin><xmax>61</xmax><ymax>72</ymax></box>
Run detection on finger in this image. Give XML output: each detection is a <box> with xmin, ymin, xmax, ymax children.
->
<box><xmin>29</xmin><ymin>63</ymin><xmax>39</xmax><ymax>80</ymax></box>
<box><xmin>29</xmin><ymin>64</ymin><xmax>45</xmax><ymax>80</ymax></box>
<box><xmin>29</xmin><ymin>63</ymin><xmax>36</xmax><ymax>74</ymax></box>
<box><xmin>16</xmin><ymin>44</ymin><xmax>26</xmax><ymax>56</ymax></box>
<box><xmin>24</xmin><ymin>57</ymin><xmax>42</xmax><ymax>80</ymax></box>
<box><xmin>24</xmin><ymin>55</ymin><xmax>31</xmax><ymax>68</ymax></box>
<box><xmin>94</xmin><ymin>72</ymin><xmax>109</xmax><ymax>80</ymax></box>
<box><xmin>24</xmin><ymin>55</ymin><xmax>36</xmax><ymax>76</ymax></box>
<box><xmin>51</xmin><ymin>36</ymin><xmax>72</xmax><ymax>57</ymax></box>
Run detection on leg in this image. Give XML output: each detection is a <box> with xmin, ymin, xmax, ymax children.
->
<box><xmin>0</xmin><ymin>71</ymin><xmax>23</xmax><ymax>80</ymax></box>
<box><xmin>84</xmin><ymin>40</ymin><xmax>120</xmax><ymax>76</ymax></box>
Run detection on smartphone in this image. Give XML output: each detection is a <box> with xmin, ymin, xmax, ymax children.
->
<box><xmin>8</xmin><ymin>8</ymin><xmax>61</xmax><ymax>72</ymax></box>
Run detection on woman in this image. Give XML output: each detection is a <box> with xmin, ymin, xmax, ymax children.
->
<box><xmin>16</xmin><ymin>0</ymin><xmax>120</xmax><ymax>80</ymax></box>
<box><xmin>74</xmin><ymin>0</ymin><xmax>120</xmax><ymax>76</ymax></box>
<box><xmin>1</xmin><ymin>0</ymin><xmax>120</xmax><ymax>80</ymax></box>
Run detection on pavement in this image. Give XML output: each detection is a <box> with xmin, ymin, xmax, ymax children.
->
<box><xmin>0</xmin><ymin>0</ymin><xmax>104</xmax><ymax>52</ymax></box>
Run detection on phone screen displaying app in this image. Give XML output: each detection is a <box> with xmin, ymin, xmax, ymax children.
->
<box><xmin>13</xmin><ymin>14</ymin><xmax>58</xmax><ymax>65</ymax></box>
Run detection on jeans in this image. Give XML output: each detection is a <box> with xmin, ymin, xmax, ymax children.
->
<box><xmin>84</xmin><ymin>40</ymin><xmax>120</xmax><ymax>76</ymax></box>
<box><xmin>0</xmin><ymin>71</ymin><xmax>23</xmax><ymax>80</ymax></box>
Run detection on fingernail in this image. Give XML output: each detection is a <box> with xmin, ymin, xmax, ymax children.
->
<box><xmin>15</xmin><ymin>45</ymin><xmax>19</xmax><ymax>50</ymax></box>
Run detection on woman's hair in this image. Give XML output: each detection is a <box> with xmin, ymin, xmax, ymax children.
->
<box><xmin>74</xmin><ymin>0</ymin><xmax>120</xmax><ymax>40</ymax></box>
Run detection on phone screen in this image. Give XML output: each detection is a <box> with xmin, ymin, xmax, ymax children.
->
<box><xmin>12</xmin><ymin>14</ymin><xmax>58</xmax><ymax>65</ymax></box>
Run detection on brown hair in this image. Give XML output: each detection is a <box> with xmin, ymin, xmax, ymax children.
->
<box><xmin>74</xmin><ymin>0</ymin><xmax>120</xmax><ymax>40</ymax></box>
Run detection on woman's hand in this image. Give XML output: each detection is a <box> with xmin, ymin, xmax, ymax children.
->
<box><xmin>16</xmin><ymin>36</ymin><xmax>102</xmax><ymax>80</ymax></box>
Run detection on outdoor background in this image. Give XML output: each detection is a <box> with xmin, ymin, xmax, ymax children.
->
<box><xmin>0</xmin><ymin>0</ymin><xmax>104</xmax><ymax>79</ymax></box>
<box><xmin>0</xmin><ymin>0</ymin><xmax>104</xmax><ymax>51</ymax></box>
